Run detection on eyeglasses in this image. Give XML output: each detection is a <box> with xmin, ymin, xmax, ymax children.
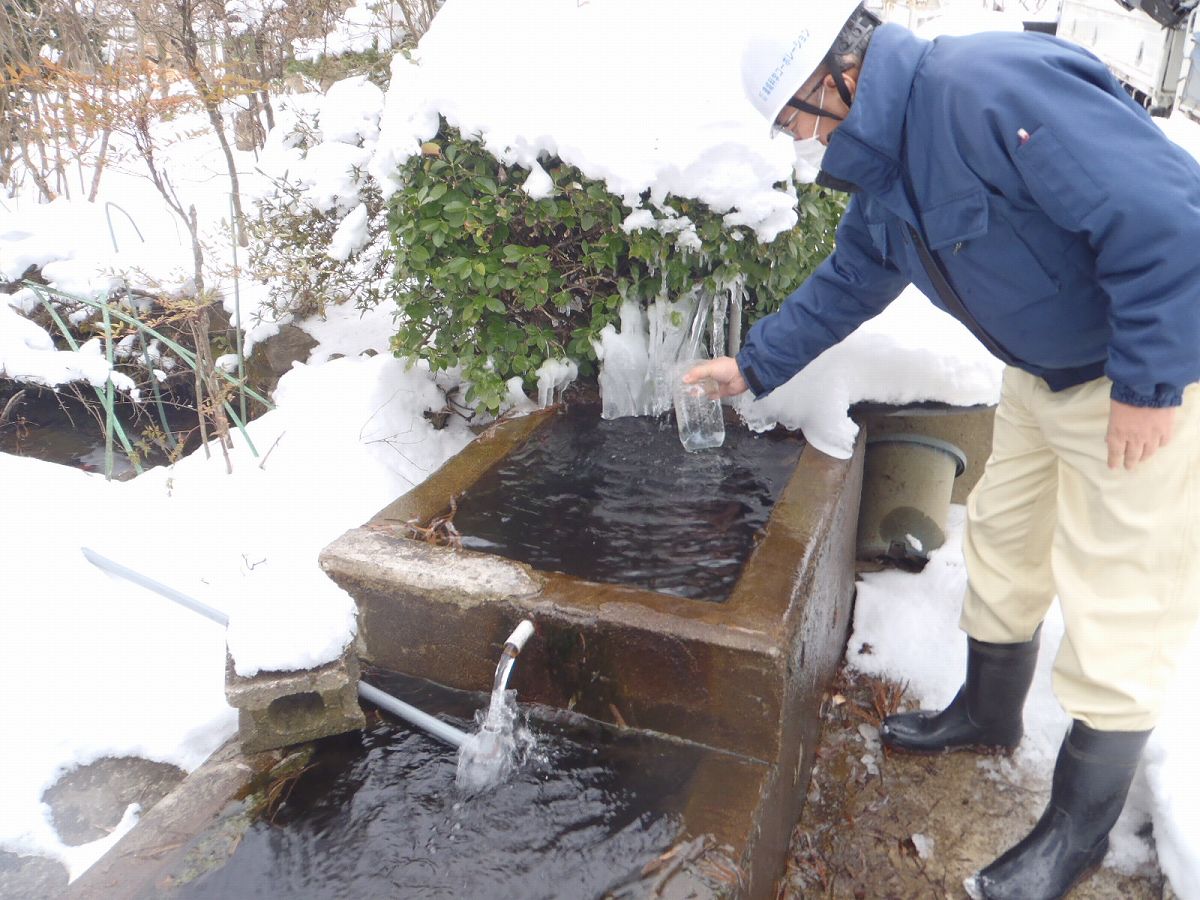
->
<box><xmin>771</xmin><ymin>81</ymin><xmax>846</xmax><ymax>139</ymax></box>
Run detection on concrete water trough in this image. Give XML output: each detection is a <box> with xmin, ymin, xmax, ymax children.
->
<box><xmin>62</xmin><ymin>403</ymin><xmax>865</xmax><ymax>900</ymax></box>
<box><xmin>318</xmin><ymin>404</ymin><xmax>865</xmax><ymax>898</ymax></box>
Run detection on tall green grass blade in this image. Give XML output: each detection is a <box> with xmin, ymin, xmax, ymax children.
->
<box><xmin>28</xmin><ymin>284</ymin><xmax>274</xmax><ymax>412</ymax></box>
<box><xmin>30</xmin><ymin>283</ymin><xmax>273</xmax><ymax>461</ymax></box>
<box><xmin>32</xmin><ymin>287</ymin><xmax>145</xmax><ymax>479</ymax></box>
<box><xmin>101</xmin><ymin>300</ymin><xmax>116</xmax><ymax>479</ymax></box>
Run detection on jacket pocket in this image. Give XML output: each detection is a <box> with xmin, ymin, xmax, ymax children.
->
<box><xmin>942</xmin><ymin>211</ymin><xmax>1061</xmax><ymax>314</ymax></box>
<box><xmin>1012</xmin><ymin>125</ymin><xmax>1106</xmax><ymax>228</ymax></box>
<box><xmin>920</xmin><ymin>188</ymin><xmax>989</xmax><ymax>251</ymax></box>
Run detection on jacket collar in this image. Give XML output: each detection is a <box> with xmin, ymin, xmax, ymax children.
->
<box><xmin>820</xmin><ymin>24</ymin><xmax>932</xmax><ymax>204</ymax></box>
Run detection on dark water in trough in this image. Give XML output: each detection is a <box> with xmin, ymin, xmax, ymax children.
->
<box><xmin>452</xmin><ymin>406</ymin><xmax>805</xmax><ymax>602</ymax></box>
<box><xmin>175</xmin><ymin>671</ymin><xmax>700</xmax><ymax>900</ymax></box>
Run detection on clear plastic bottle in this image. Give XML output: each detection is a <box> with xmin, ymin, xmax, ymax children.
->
<box><xmin>672</xmin><ymin>362</ymin><xmax>726</xmax><ymax>452</ymax></box>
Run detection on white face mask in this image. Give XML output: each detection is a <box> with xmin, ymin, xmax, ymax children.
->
<box><xmin>792</xmin><ymin>86</ymin><xmax>828</xmax><ymax>182</ymax></box>
<box><xmin>793</xmin><ymin>138</ymin><xmax>827</xmax><ymax>180</ymax></box>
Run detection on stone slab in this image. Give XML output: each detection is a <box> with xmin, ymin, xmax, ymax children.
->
<box><xmin>65</xmin><ymin>741</ymin><xmax>282</xmax><ymax>900</ymax></box>
<box><xmin>42</xmin><ymin>756</ymin><xmax>186</xmax><ymax>846</ymax></box>
<box><xmin>0</xmin><ymin>851</ymin><xmax>68</xmax><ymax>900</ymax></box>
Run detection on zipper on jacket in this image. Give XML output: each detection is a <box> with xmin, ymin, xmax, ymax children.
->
<box><xmin>905</xmin><ymin>222</ymin><xmax>1021</xmax><ymax>367</ymax></box>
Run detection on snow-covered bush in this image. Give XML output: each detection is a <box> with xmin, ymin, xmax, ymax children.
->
<box><xmin>248</xmin><ymin>172</ymin><xmax>391</xmax><ymax>321</ymax></box>
<box><xmin>387</xmin><ymin>123</ymin><xmax>846</xmax><ymax>413</ymax></box>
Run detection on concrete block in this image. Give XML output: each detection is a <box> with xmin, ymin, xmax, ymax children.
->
<box><xmin>224</xmin><ymin>646</ymin><xmax>365</xmax><ymax>754</ymax></box>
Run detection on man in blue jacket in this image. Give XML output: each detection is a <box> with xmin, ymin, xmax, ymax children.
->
<box><xmin>689</xmin><ymin>2</ymin><xmax>1200</xmax><ymax>898</ymax></box>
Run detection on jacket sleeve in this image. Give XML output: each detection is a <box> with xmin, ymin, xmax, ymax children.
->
<box><xmin>735</xmin><ymin>197</ymin><xmax>909</xmax><ymax>397</ymax></box>
<box><xmin>968</xmin><ymin>46</ymin><xmax>1200</xmax><ymax>407</ymax></box>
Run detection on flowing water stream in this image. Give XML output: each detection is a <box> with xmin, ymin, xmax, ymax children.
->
<box><xmin>454</xmin><ymin>640</ymin><xmax>532</xmax><ymax>793</ymax></box>
<box><xmin>0</xmin><ymin>390</ymin><xmax>191</xmax><ymax>478</ymax></box>
<box><xmin>173</xmin><ymin>671</ymin><xmax>699</xmax><ymax>900</ymax></box>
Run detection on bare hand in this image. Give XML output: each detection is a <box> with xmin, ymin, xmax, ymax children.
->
<box><xmin>682</xmin><ymin>356</ymin><xmax>749</xmax><ymax>398</ymax></box>
<box><xmin>1107</xmin><ymin>400</ymin><xmax>1176</xmax><ymax>471</ymax></box>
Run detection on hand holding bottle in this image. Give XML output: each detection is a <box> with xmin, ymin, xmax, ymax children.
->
<box><xmin>682</xmin><ymin>356</ymin><xmax>749</xmax><ymax>398</ymax></box>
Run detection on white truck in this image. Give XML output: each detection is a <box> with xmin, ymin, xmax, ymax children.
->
<box><xmin>1056</xmin><ymin>0</ymin><xmax>1198</xmax><ymax>116</ymax></box>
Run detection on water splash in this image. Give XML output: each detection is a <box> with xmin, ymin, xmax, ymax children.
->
<box><xmin>455</xmin><ymin>629</ymin><xmax>538</xmax><ymax>793</ymax></box>
<box><xmin>177</xmin><ymin>671</ymin><xmax>691</xmax><ymax>900</ymax></box>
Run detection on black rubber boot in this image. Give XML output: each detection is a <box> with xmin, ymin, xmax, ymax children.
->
<box><xmin>880</xmin><ymin>625</ymin><xmax>1041</xmax><ymax>753</ymax></box>
<box><xmin>969</xmin><ymin>721</ymin><xmax>1152</xmax><ymax>900</ymax></box>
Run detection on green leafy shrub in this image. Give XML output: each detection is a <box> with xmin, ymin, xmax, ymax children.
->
<box><xmin>387</xmin><ymin>122</ymin><xmax>846</xmax><ymax>413</ymax></box>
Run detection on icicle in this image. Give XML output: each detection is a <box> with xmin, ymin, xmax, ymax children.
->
<box><xmin>596</xmin><ymin>247</ymin><xmax>738</xmax><ymax>419</ymax></box>
<box><xmin>709</xmin><ymin>291</ymin><xmax>727</xmax><ymax>364</ymax></box>
<box><xmin>727</xmin><ymin>276</ymin><xmax>746</xmax><ymax>357</ymax></box>
<box><xmin>683</xmin><ymin>289</ymin><xmax>709</xmax><ymax>362</ymax></box>
<box><xmin>646</xmin><ymin>292</ymin><xmax>695</xmax><ymax>416</ymax></box>
<box><xmin>535</xmin><ymin>358</ymin><xmax>579</xmax><ymax>408</ymax></box>
<box><xmin>593</xmin><ymin>300</ymin><xmax>651</xmax><ymax>420</ymax></box>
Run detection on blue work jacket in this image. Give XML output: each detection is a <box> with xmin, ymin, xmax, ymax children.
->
<box><xmin>736</xmin><ymin>24</ymin><xmax>1200</xmax><ymax>408</ymax></box>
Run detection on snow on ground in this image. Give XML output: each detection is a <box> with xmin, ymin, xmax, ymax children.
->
<box><xmin>0</xmin><ymin>352</ymin><xmax>473</xmax><ymax>876</ymax></box>
<box><xmin>2</xmin><ymin>0</ymin><xmax>1200</xmax><ymax>892</ymax></box>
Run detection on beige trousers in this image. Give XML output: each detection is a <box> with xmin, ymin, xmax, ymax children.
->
<box><xmin>960</xmin><ymin>367</ymin><xmax>1200</xmax><ymax>731</ymax></box>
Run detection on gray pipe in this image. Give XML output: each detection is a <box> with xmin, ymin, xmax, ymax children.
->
<box><xmin>356</xmin><ymin>682</ymin><xmax>466</xmax><ymax>748</ymax></box>
<box><xmin>82</xmin><ymin>547</ymin><xmax>230</xmax><ymax>627</ymax></box>
<box><xmin>79</xmin><ymin>547</ymin><xmax>468</xmax><ymax>749</ymax></box>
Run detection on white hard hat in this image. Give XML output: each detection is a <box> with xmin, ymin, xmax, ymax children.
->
<box><xmin>741</xmin><ymin>0</ymin><xmax>863</xmax><ymax>133</ymax></box>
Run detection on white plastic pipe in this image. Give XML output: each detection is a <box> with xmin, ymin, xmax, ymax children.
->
<box><xmin>79</xmin><ymin>547</ymin><xmax>468</xmax><ymax>749</ymax></box>
<box><xmin>83</xmin><ymin>546</ymin><xmax>230</xmax><ymax>627</ymax></box>
<box><xmin>505</xmin><ymin>620</ymin><xmax>535</xmax><ymax>654</ymax></box>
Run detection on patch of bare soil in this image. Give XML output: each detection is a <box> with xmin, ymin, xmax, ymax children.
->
<box><xmin>779</xmin><ymin>668</ymin><xmax>1169</xmax><ymax>900</ymax></box>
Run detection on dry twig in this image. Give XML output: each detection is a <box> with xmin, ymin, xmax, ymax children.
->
<box><xmin>845</xmin><ymin>674</ymin><xmax>908</xmax><ymax>728</ymax></box>
<box><xmin>0</xmin><ymin>389</ymin><xmax>27</xmax><ymax>428</ymax></box>
<box><xmin>402</xmin><ymin>496</ymin><xmax>463</xmax><ymax>549</ymax></box>
<box><xmin>264</xmin><ymin>763</ymin><xmax>315</xmax><ymax>824</ymax></box>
